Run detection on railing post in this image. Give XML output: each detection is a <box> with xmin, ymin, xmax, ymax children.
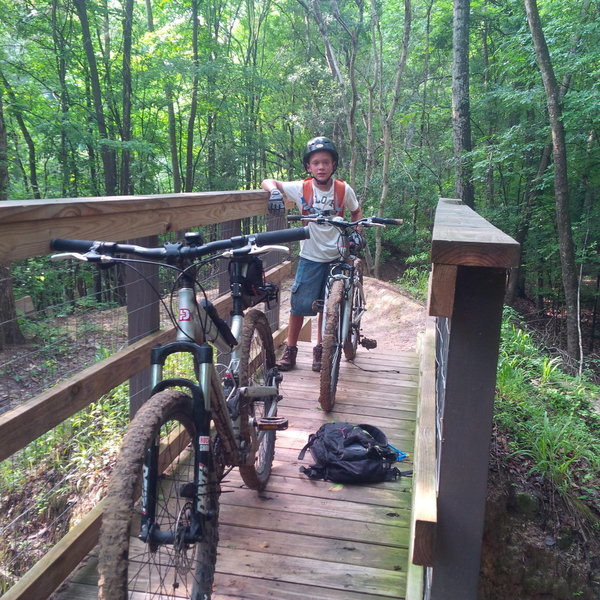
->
<box><xmin>429</xmin><ymin>266</ymin><xmax>506</xmax><ymax>599</ymax></box>
<box><xmin>126</xmin><ymin>235</ymin><xmax>159</xmax><ymax>416</ymax></box>
<box><xmin>421</xmin><ymin>198</ymin><xmax>520</xmax><ymax>600</ymax></box>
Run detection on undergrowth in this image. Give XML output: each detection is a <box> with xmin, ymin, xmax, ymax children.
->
<box><xmin>495</xmin><ymin>307</ymin><xmax>600</xmax><ymax>527</ymax></box>
<box><xmin>394</xmin><ymin>263</ymin><xmax>600</xmax><ymax>527</ymax></box>
<box><xmin>396</xmin><ymin>251</ymin><xmax>429</xmax><ymax>303</ymax></box>
<box><xmin>0</xmin><ymin>351</ymin><xmax>195</xmax><ymax>593</ymax></box>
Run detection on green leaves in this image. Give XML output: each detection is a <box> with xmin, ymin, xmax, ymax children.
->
<box><xmin>496</xmin><ymin>308</ymin><xmax>600</xmax><ymax>522</ymax></box>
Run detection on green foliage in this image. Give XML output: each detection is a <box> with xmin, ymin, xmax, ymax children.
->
<box><xmin>495</xmin><ymin>308</ymin><xmax>600</xmax><ymax>522</ymax></box>
<box><xmin>0</xmin><ymin>386</ymin><xmax>129</xmax><ymax>496</ymax></box>
<box><xmin>397</xmin><ymin>252</ymin><xmax>430</xmax><ymax>303</ymax></box>
<box><xmin>0</xmin><ymin>383</ymin><xmax>130</xmax><ymax>591</ymax></box>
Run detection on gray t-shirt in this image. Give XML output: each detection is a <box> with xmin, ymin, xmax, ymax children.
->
<box><xmin>281</xmin><ymin>179</ymin><xmax>359</xmax><ymax>263</ymax></box>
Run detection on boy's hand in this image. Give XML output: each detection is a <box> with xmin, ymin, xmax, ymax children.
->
<box><xmin>268</xmin><ymin>189</ymin><xmax>285</xmax><ymax>214</ymax></box>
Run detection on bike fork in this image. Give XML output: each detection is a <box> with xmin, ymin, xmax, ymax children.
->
<box><xmin>139</xmin><ymin>343</ymin><xmax>215</xmax><ymax>547</ymax></box>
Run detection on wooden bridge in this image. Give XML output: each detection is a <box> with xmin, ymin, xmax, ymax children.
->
<box><xmin>0</xmin><ymin>193</ymin><xmax>519</xmax><ymax>600</ymax></box>
<box><xmin>53</xmin><ymin>342</ymin><xmax>419</xmax><ymax>600</ymax></box>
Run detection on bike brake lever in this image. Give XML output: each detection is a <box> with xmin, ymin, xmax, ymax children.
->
<box><xmin>51</xmin><ymin>252</ymin><xmax>115</xmax><ymax>263</ymax></box>
<box><xmin>222</xmin><ymin>244</ymin><xmax>291</xmax><ymax>258</ymax></box>
<box><xmin>51</xmin><ymin>252</ymin><xmax>90</xmax><ymax>262</ymax></box>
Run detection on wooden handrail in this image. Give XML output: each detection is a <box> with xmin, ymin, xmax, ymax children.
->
<box><xmin>429</xmin><ymin>198</ymin><xmax>520</xmax><ymax>318</ymax></box>
<box><xmin>0</xmin><ymin>189</ymin><xmax>269</xmax><ymax>262</ymax></box>
<box><xmin>410</xmin><ymin>317</ymin><xmax>437</xmax><ymax>567</ymax></box>
<box><xmin>430</xmin><ymin>198</ymin><xmax>520</xmax><ymax>268</ymax></box>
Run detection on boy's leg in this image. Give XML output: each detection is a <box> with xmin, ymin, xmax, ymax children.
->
<box><xmin>286</xmin><ymin>313</ymin><xmax>305</xmax><ymax>347</ymax></box>
<box><xmin>278</xmin><ymin>314</ymin><xmax>304</xmax><ymax>371</ymax></box>
<box><xmin>316</xmin><ymin>311</ymin><xmax>323</xmax><ymax>345</ymax></box>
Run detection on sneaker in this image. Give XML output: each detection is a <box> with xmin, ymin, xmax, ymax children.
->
<box><xmin>312</xmin><ymin>344</ymin><xmax>323</xmax><ymax>372</ymax></box>
<box><xmin>278</xmin><ymin>345</ymin><xmax>298</xmax><ymax>371</ymax></box>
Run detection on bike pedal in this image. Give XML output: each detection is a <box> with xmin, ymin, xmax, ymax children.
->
<box><xmin>361</xmin><ymin>337</ymin><xmax>377</xmax><ymax>350</ymax></box>
<box><xmin>257</xmin><ymin>417</ymin><xmax>288</xmax><ymax>431</ymax></box>
<box><xmin>311</xmin><ymin>299</ymin><xmax>324</xmax><ymax>313</ymax></box>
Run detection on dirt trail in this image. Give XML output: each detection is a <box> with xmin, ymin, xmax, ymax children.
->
<box><xmin>360</xmin><ymin>276</ymin><xmax>426</xmax><ymax>351</ymax></box>
<box><xmin>278</xmin><ymin>275</ymin><xmax>427</xmax><ymax>351</ymax></box>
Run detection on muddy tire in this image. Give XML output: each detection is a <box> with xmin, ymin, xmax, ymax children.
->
<box><xmin>319</xmin><ymin>280</ymin><xmax>344</xmax><ymax>412</ymax></box>
<box><xmin>98</xmin><ymin>389</ymin><xmax>220</xmax><ymax>600</ymax></box>
<box><xmin>238</xmin><ymin>309</ymin><xmax>278</xmax><ymax>491</ymax></box>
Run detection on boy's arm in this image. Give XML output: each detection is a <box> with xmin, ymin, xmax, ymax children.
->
<box><xmin>261</xmin><ymin>178</ymin><xmax>283</xmax><ymax>193</ymax></box>
<box><xmin>350</xmin><ymin>206</ymin><xmax>362</xmax><ymax>221</ymax></box>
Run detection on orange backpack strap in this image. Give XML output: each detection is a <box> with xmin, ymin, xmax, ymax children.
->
<box><xmin>301</xmin><ymin>178</ymin><xmax>313</xmax><ymax>215</ymax></box>
<box><xmin>333</xmin><ymin>179</ymin><xmax>346</xmax><ymax>215</ymax></box>
<box><xmin>301</xmin><ymin>177</ymin><xmax>346</xmax><ymax>216</ymax></box>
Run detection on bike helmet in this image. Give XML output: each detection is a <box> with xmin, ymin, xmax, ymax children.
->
<box><xmin>302</xmin><ymin>136</ymin><xmax>339</xmax><ymax>172</ymax></box>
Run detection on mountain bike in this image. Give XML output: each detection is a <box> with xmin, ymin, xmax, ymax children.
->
<box><xmin>51</xmin><ymin>224</ymin><xmax>309</xmax><ymax>600</ymax></box>
<box><xmin>288</xmin><ymin>213</ymin><xmax>402</xmax><ymax>411</ymax></box>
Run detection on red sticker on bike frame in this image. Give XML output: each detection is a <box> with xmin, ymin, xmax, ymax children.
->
<box><xmin>179</xmin><ymin>308</ymin><xmax>191</xmax><ymax>321</ymax></box>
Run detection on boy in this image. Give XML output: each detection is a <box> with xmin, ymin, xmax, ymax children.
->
<box><xmin>261</xmin><ymin>136</ymin><xmax>362</xmax><ymax>372</ymax></box>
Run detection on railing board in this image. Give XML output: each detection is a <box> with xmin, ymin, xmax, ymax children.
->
<box><xmin>1</xmin><ymin>502</ymin><xmax>103</xmax><ymax>600</ymax></box>
<box><xmin>0</xmin><ymin>328</ymin><xmax>175</xmax><ymax>463</ymax></box>
<box><xmin>409</xmin><ymin>318</ymin><xmax>437</xmax><ymax>567</ymax></box>
<box><xmin>431</xmin><ymin>198</ymin><xmax>520</xmax><ymax>268</ymax></box>
<box><xmin>0</xmin><ymin>190</ymin><xmax>268</xmax><ymax>262</ymax></box>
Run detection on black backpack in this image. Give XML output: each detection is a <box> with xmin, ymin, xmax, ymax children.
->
<box><xmin>298</xmin><ymin>422</ymin><xmax>409</xmax><ymax>484</ymax></box>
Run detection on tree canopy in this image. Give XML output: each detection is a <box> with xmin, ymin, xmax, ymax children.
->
<box><xmin>1</xmin><ymin>0</ymin><xmax>598</xmax><ymax>359</ymax></box>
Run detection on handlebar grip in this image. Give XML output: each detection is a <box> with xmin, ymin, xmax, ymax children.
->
<box><xmin>51</xmin><ymin>238</ymin><xmax>98</xmax><ymax>252</ymax></box>
<box><xmin>254</xmin><ymin>226</ymin><xmax>310</xmax><ymax>245</ymax></box>
<box><xmin>286</xmin><ymin>215</ymin><xmax>304</xmax><ymax>223</ymax></box>
<box><xmin>371</xmin><ymin>217</ymin><xmax>403</xmax><ymax>226</ymax></box>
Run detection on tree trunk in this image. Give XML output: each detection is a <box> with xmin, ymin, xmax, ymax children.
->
<box><xmin>0</xmin><ymin>89</ymin><xmax>7</xmax><ymax>199</ymax></box>
<box><xmin>120</xmin><ymin>0</ymin><xmax>134</xmax><ymax>195</ymax></box>
<box><xmin>1</xmin><ymin>72</ymin><xmax>41</xmax><ymax>199</ymax></box>
<box><xmin>73</xmin><ymin>0</ymin><xmax>117</xmax><ymax>196</ymax></box>
<box><xmin>184</xmin><ymin>0</ymin><xmax>200</xmax><ymax>192</ymax></box>
<box><xmin>524</xmin><ymin>0</ymin><xmax>580</xmax><ymax>363</ymax></box>
<box><xmin>373</xmin><ymin>0</ymin><xmax>411</xmax><ymax>278</ymax></box>
<box><xmin>452</xmin><ymin>0</ymin><xmax>475</xmax><ymax>208</ymax></box>
<box><xmin>0</xmin><ymin>91</ymin><xmax>25</xmax><ymax>349</ymax></box>
<box><xmin>300</xmin><ymin>0</ymin><xmax>361</xmax><ymax>186</ymax></box>
<box><xmin>51</xmin><ymin>0</ymin><xmax>74</xmax><ymax>197</ymax></box>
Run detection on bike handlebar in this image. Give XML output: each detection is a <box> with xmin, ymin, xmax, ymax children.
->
<box><xmin>51</xmin><ymin>226</ymin><xmax>310</xmax><ymax>260</ymax></box>
<box><xmin>287</xmin><ymin>215</ymin><xmax>403</xmax><ymax>228</ymax></box>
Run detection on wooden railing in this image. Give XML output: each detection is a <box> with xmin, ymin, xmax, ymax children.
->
<box><xmin>1</xmin><ymin>194</ymin><xmax>519</xmax><ymax>600</ymax></box>
<box><xmin>0</xmin><ymin>190</ymin><xmax>314</xmax><ymax>600</ymax></box>
<box><xmin>407</xmin><ymin>198</ymin><xmax>520</xmax><ymax>600</ymax></box>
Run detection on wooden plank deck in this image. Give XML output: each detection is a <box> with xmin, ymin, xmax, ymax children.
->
<box><xmin>53</xmin><ymin>340</ymin><xmax>418</xmax><ymax>600</ymax></box>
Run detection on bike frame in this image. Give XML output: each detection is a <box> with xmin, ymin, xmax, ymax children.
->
<box><xmin>140</xmin><ymin>256</ymin><xmax>280</xmax><ymax>545</ymax></box>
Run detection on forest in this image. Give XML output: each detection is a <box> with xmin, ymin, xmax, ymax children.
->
<box><xmin>0</xmin><ymin>0</ymin><xmax>598</xmax><ymax>364</ymax></box>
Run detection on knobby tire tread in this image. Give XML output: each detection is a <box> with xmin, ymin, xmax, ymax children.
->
<box><xmin>320</xmin><ymin>279</ymin><xmax>344</xmax><ymax>411</ymax></box>
<box><xmin>237</xmin><ymin>309</ymin><xmax>278</xmax><ymax>491</ymax></box>
<box><xmin>343</xmin><ymin>257</ymin><xmax>364</xmax><ymax>360</ymax></box>
<box><xmin>98</xmin><ymin>389</ymin><xmax>219</xmax><ymax>600</ymax></box>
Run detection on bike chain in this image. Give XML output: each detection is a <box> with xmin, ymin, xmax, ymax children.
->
<box><xmin>348</xmin><ymin>360</ymin><xmax>402</xmax><ymax>375</ymax></box>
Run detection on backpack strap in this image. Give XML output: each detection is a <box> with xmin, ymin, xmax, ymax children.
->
<box><xmin>301</xmin><ymin>177</ymin><xmax>346</xmax><ymax>216</ymax></box>
<box><xmin>297</xmin><ymin>432</ymin><xmax>316</xmax><ymax>460</ymax></box>
<box><xmin>299</xmin><ymin>465</ymin><xmax>325</xmax><ymax>479</ymax></box>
